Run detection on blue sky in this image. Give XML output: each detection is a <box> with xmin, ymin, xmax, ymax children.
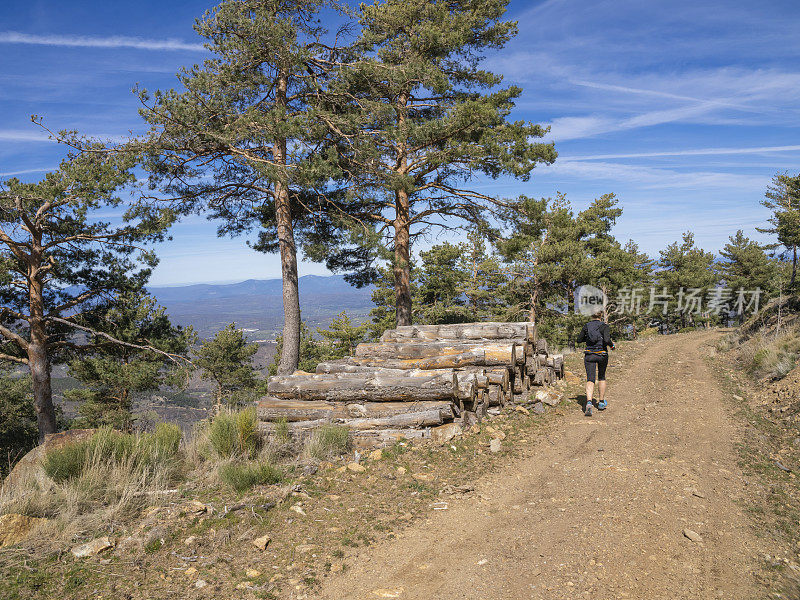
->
<box><xmin>1</xmin><ymin>0</ymin><xmax>798</xmax><ymax>285</ymax></box>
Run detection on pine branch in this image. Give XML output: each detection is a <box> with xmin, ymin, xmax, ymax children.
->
<box><xmin>48</xmin><ymin>316</ymin><xmax>193</xmax><ymax>366</ymax></box>
<box><xmin>0</xmin><ymin>352</ymin><xmax>28</xmax><ymax>365</ymax></box>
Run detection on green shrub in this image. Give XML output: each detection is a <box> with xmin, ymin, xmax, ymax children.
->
<box><xmin>42</xmin><ymin>425</ymin><xmax>183</xmax><ymax>484</ymax></box>
<box><xmin>209</xmin><ymin>408</ymin><xmax>260</xmax><ymax>459</ymax></box>
<box><xmin>303</xmin><ymin>424</ymin><xmax>349</xmax><ymax>460</ymax></box>
<box><xmin>236</xmin><ymin>408</ymin><xmax>258</xmax><ymax>458</ymax></box>
<box><xmin>218</xmin><ymin>461</ymin><xmax>284</xmax><ymax>492</ymax></box>
<box><xmin>42</xmin><ymin>441</ymin><xmax>90</xmax><ymax>483</ymax></box>
<box><xmin>209</xmin><ymin>413</ymin><xmax>238</xmax><ymax>458</ymax></box>
<box><xmin>274</xmin><ymin>417</ymin><xmax>290</xmax><ymax>445</ymax></box>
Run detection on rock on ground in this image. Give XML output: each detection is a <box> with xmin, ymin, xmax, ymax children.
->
<box><xmin>0</xmin><ymin>513</ymin><xmax>47</xmax><ymax>548</ymax></box>
<box><xmin>535</xmin><ymin>389</ymin><xmax>562</xmax><ymax>407</ymax></box>
<box><xmin>2</xmin><ymin>429</ymin><xmax>96</xmax><ymax>494</ymax></box>
<box><xmin>71</xmin><ymin>536</ymin><xmax>114</xmax><ymax>558</ymax></box>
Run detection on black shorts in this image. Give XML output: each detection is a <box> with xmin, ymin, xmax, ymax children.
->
<box><xmin>584</xmin><ymin>352</ymin><xmax>608</xmax><ymax>383</ymax></box>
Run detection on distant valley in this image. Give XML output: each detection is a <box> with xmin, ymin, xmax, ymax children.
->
<box><xmin>148</xmin><ymin>274</ymin><xmax>375</xmax><ymax>339</ymax></box>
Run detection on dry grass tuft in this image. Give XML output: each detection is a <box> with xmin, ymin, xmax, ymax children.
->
<box><xmin>724</xmin><ymin>325</ymin><xmax>800</xmax><ymax>381</ymax></box>
<box><xmin>0</xmin><ymin>425</ymin><xmax>183</xmax><ymax>543</ymax></box>
<box><xmin>302</xmin><ymin>424</ymin><xmax>350</xmax><ymax>461</ymax></box>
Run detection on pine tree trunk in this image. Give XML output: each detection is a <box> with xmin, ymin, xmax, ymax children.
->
<box><xmin>274</xmin><ymin>71</ymin><xmax>301</xmax><ymax>375</ymax></box>
<box><xmin>393</xmin><ymin>90</ymin><xmax>412</xmax><ymax>327</ymax></box>
<box><xmin>394</xmin><ymin>205</ymin><xmax>412</xmax><ymax>326</ymax></box>
<box><xmin>28</xmin><ymin>274</ymin><xmax>56</xmax><ymax>441</ymax></box>
<box><xmin>792</xmin><ymin>245</ymin><xmax>797</xmax><ymax>289</ymax></box>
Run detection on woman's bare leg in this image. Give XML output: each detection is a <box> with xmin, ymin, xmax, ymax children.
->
<box><xmin>585</xmin><ymin>381</ymin><xmax>595</xmax><ymax>404</ymax></box>
<box><xmin>598</xmin><ymin>380</ymin><xmax>607</xmax><ymax>402</ymax></box>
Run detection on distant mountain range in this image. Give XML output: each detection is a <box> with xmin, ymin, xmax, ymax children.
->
<box><xmin>148</xmin><ymin>275</ymin><xmax>374</xmax><ymax>339</ymax></box>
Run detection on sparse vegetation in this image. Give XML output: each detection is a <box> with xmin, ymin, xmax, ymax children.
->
<box><xmin>303</xmin><ymin>425</ymin><xmax>350</xmax><ymax>461</ymax></box>
<box><xmin>218</xmin><ymin>460</ymin><xmax>284</xmax><ymax>492</ymax></box>
<box><xmin>41</xmin><ymin>424</ymin><xmax>182</xmax><ymax>484</ymax></box>
<box><xmin>207</xmin><ymin>407</ymin><xmax>260</xmax><ymax>459</ymax></box>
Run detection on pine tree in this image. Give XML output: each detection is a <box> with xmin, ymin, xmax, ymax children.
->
<box><xmin>497</xmin><ymin>193</ymin><xmax>584</xmax><ymax>344</ymax></box>
<box><xmin>139</xmin><ymin>0</ymin><xmax>358</xmax><ymax>375</ymax></box>
<box><xmin>368</xmin><ymin>263</ymin><xmax>415</xmax><ymax>338</ymax></box>
<box><xmin>719</xmin><ymin>230</ymin><xmax>776</xmax><ymax>294</ymax></box>
<box><xmin>579</xmin><ymin>194</ymin><xmax>654</xmax><ymax>333</ymax></box>
<box><xmin>268</xmin><ymin>321</ymin><xmax>329</xmax><ymax>375</ymax></box>
<box><xmin>0</xmin><ymin>369</ymin><xmax>37</xmax><ymax>476</ymax></box>
<box><xmin>458</xmin><ymin>229</ymin><xmax>504</xmax><ymax>320</ymax></box>
<box><xmin>317</xmin><ymin>311</ymin><xmax>369</xmax><ymax>358</ymax></box>
<box><xmin>65</xmin><ymin>293</ymin><xmax>194</xmax><ymax>431</ymax></box>
<box><xmin>0</xmin><ymin>148</ymin><xmax>171</xmax><ymax>439</ymax></box>
<box><xmin>758</xmin><ymin>173</ymin><xmax>800</xmax><ymax>289</ymax></box>
<box><xmin>657</xmin><ymin>232</ymin><xmax>717</xmax><ymax>328</ymax></box>
<box><xmin>416</xmin><ymin>242</ymin><xmax>472</xmax><ymax>324</ymax></box>
<box><xmin>333</xmin><ymin>0</ymin><xmax>556</xmax><ymax>326</ymax></box>
<box><xmin>196</xmin><ymin>323</ymin><xmax>261</xmax><ymax>410</ymax></box>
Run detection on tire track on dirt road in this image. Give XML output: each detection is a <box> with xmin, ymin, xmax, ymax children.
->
<box><xmin>315</xmin><ymin>331</ymin><xmax>764</xmax><ymax>600</ymax></box>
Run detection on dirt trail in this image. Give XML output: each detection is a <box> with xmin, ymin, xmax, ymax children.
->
<box><xmin>316</xmin><ymin>331</ymin><xmax>763</xmax><ymax>600</ymax></box>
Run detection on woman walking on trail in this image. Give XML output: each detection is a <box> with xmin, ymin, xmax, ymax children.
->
<box><xmin>576</xmin><ymin>310</ymin><xmax>615</xmax><ymax>417</ymax></box>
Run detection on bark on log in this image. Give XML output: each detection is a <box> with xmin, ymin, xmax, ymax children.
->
<box><xmin>318</xmin><ymin>352</ymin><xmax>488</xmax><ymax>371</ymax></box>
<box><xmin>380</xmin><ymin>322</ymin><xmax>535</xmax><ymax>343</ymax></box>
<box><xmin>312</xmin><ymin>363</ymin><xmax>488</xmax><ymax>391</ymax></box>
<box><xmin>258</xmin><ymin>409</ymin><xmax>447</xmax><ymax>431</ymax></box>
<box><xmin>262</xmin><ymin>427</ymin><xmax>430</xmax><ymax>450</ymax></box>
<box><xmin>267</xmin><ymin>372</ymin><xmax>458</xmax><ymax>402</ymax></box>
<box><xmin>257</xmin><ymin>398</ymin><xmax>454</xmax><ymax>422</ymax></box>
<box><xmin>349</xmin><ymin>428</ymin><xmax>429</xmax><ymax>450</ymax></box>
<box><xmin>355</xmin><ymin>341</ymin><xmax>517</xmax><ymax>367</ymax></box>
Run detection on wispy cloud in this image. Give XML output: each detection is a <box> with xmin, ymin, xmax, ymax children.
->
<box><xmin>545</xmin><ymin>103</ymin><xmax>721</xmax><ymax>141</ymax></box>
<box><xmin>0</xmin><ymin>166</ymin><xmax>54</xmax><ymax>177</ymax></box>
<box><xmin>569</xmin><ymin>145</ymin><xmax>800</xmax><ymax>160</ymax></box>
<box><xmin>541</xmin><ymin>160</ymin><xmax>768</xmax><ymax>192</ymax></box>
<box><xmin>0</xmin><ymin>129</ymin><xmax>52</xmax><ymax>142</ymax></box>
<box><xmin>0</xmin><ymin>31</ymin><xmax>205</xmax><ymax>52</ymax></box>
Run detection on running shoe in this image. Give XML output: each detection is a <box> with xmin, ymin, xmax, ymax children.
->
<box><xmin>584</xmin><ymin>402</ymin><xmax>593</xmax><ymax>417</ymax></box>
<box><xmin>597</xmin><ymin>399</ymin><xmax>607</xmax><ymax>411</ymax></box>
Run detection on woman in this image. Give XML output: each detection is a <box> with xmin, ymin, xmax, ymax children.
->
<box><xmin>576</xmin><ymin>310</ymin><xmax>615</xmax><ymax>417</ymax></box>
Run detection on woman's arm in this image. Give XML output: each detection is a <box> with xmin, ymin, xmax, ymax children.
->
<box><xmin>603</xmin><ymin>323</ymin><xmax>615</xmax><ymax>350</ymax></box>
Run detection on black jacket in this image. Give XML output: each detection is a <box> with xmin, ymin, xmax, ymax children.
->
<box><xmin>577</xmin><ymin>320</ymin><xmax>615</xmax><ymax>352</ymax></box>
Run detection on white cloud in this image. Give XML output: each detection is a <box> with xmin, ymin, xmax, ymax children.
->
<box><xmin>544</xmin><ymin>103</ymin><xmax>724</xmax><ymax>141</ymax></box>
<box><xmin>0</xmin><ymin>31</ymin><xmax>205</xmax><ymax>52</ymax></box>
<box><xmin>541</xmin><ymin>160</ymin><xmax>768</xmax><ymax>192</ymax></box>
<box><xmin>569</xmin><ymin>145</ymin><xmax>800</xmax><ymax>160</ymax></box>
<box><xmin>0</xmin><ymin>166</ymin><xmax>54</xmax><ymax>176</ymax></box>
<box><xmin>0</xmin><ymin>129</ymin><xmax>52</xmax><ymax>142</ymax></box>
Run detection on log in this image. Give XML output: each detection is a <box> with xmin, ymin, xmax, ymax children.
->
<box><xmin>318</xmin><ymin>351</ymin><xmax>488</xmax><ymax>371</ymax></box>
<box><xmin>258</xmin><ymin>408</ymin><xmax>447</xmax><ymax>432</ymax></box>
<box><xmin>349</xmin><ymin>428</ymin><xmax>430</xmax><ymax>450</ymax></box>
<box><xmin>486</xmin><ymin>386</ymin><xmax>503</xmax><ymax>407</ymax></box>
<box><xmin>267</xmin><ymin>372</ymin><xmax>458</xmax><ymax>402</ymax></box>
<box><xmin>257</xmin><ymin>398</ymin><xmax>455</xmax><ymax>422</ymax></box>
<box><xmin>380</xmin><ymin>322</ymin><xmax>535</xmax><ymax>343</ymax></box>
<box><xmin>532</xmin><ymin>368</ymin><xmax>547</xmax><ymax>386</ymax></box>
<box><xmin>262</xmin><ymin>426</ymin><xmax>430</xmax><ymax>449</ymax></box>
<box><xmin>456</xmin><ymin>377</ymin><xmax>477</xmax><ymax>403</ymax></box>
<box><xmin>312</xmin><ymin>363</ymin><xmax>488</xmax><ymax>392</ymax></box>
<box><xmin>535</xmin><ymin>338</ymin><xmax>549</xmax><ymax>355</ymax></box>
<box><xmin>450</xmin><ymin>366</ymin><xmax>509</xmax><ymax>392</ymax></box>
<box><xmin>355</xmin><ymin>341</ymin><xmax>518</xmax><ymax>367</ymax></box>
<box><xmin>484</xmin><ymin>368</ymin><xmax>510</xmax><ymax>391</ymax></box>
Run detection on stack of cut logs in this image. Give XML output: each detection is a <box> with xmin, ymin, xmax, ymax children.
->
<box><xmin>258</xmin><ymin>322</ymin><xmax>564</xmax><ymax>449</ymax></box>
